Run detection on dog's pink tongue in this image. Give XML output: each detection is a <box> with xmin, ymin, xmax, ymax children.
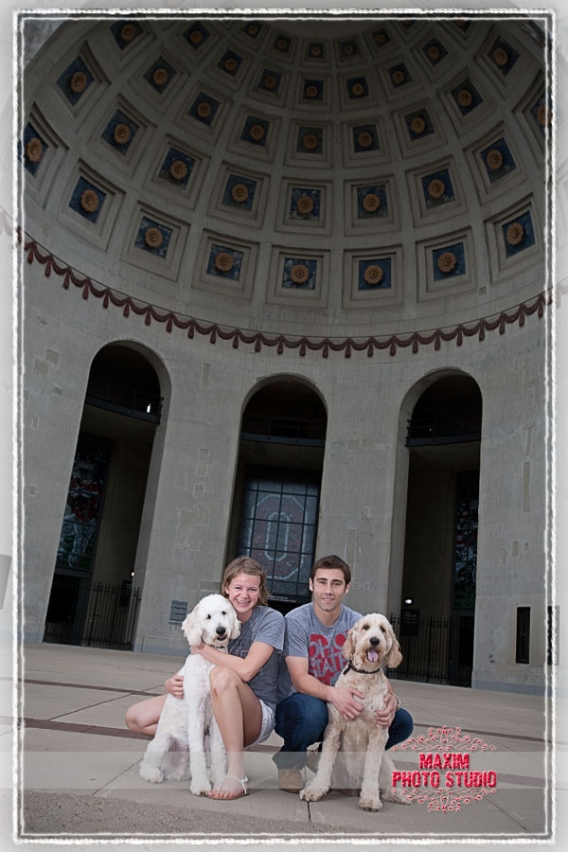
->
<box><xmin>367</xmin><ymin>649</ymin><xmax>379</xmax><ymax>662</ymax></box>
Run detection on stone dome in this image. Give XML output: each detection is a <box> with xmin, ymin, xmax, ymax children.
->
<box><xmin>22</xmin><ymin>13</ymin><xmax>548</xmax><ymax>347</ymax></box>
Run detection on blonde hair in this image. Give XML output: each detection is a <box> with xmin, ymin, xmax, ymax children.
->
<box><xmin>222</xmin><ymin>556</ymin><xmax>269</xmax><ymax>606</ymax></box>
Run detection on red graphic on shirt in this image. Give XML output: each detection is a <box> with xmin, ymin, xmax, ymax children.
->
<box><xmin>308</xmin><ymin>632</ymin><xmax>347</xmax><ymax>684</ymax></box>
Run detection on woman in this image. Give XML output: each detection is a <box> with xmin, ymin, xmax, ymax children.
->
<box><xmin>125</xmin><ymin>556</ymin><xmax>284</xmax><ymax>800</ymax></box>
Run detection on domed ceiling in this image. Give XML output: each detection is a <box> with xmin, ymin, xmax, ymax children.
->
<box><xmin>21</xmin><ymin>14</ymin><xmax>549</xmax><ymax>344</ymax></box>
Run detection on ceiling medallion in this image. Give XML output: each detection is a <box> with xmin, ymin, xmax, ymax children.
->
<box><xmin>80</xmin><ymin>189</ymin><xmax>99</xmax><ymax>212</ymax></box>
<box><xmin>276</xmin><ymin>38</ymin><xmax>288</xmax><ymax>50</ymax></box>
<box><xmin>189</xmin><ymin>30</ymin><xmax>203</xmax><ymax>45</ymax></box>
<box><xmin>246</xmin><ymin>24</ymin><xmax>260</xmax><ymax>36</ymax></box>
<box><xmin>506</xmin><ymin>222</ymin><xmax>524</xmax><ymax>246</ymax></box>
<box><xmin>310</xmin><ymin>45</ymin><xmax>322</xmax><ymax>57</ymax></box>
<box><xmin>231</xmin><ymin>183</ymin><xmax>249</xmax><ymax>203</ymax></box>
<box><xmin>437</xmin><ymin>251</ymin><xmax>457</xmax><ymax>273</ymax></box>
<box><xmin>296</xmin><ymin>195</ymin><xmax>315</xmax><ymax>215</ymax></box>
<box><xmin>392</xmin><ymin>70</ymin><xmax>405</xmax><ymax>84</ymax></box>
<box><xmin>303</xmin><ymin>132</ymin><xmax>319</xmax><ymax>150</ymax></box>
<box><xmin>153</xmin><ymin>68</ymin><xmax>168</xmax><ymax>86</ymax></box>
<box><xmin>458</xmin><ymin>89</ymin><xmax>473</xmax><ymax>107</ymax></box>
<box><xmin>362</xmin><ymin>192</ymin><xmax>380</xmax><ymax>212</ymax></box>
<box><xmin>494</xmin><ymin>47</ymin><xmax>509</xmax><ymax>66</ymax></box>
<box><xmin>215</xmin><ymin>251</ymin><xmax>234</xmax><ymax>272</ymax></box>
<box><xmin>290</xmin><ymin>263</ymin><xmax>310</xmax><ymax>284</ymax></box>
<box><xmin>197</xmin><ymin>101</ymin><xmax>212</xmax><ymax>118</ymax></box>
<box><xmin>428</xmin><ymin>179</ymin><xmax>445</xmax><ymax>199</ymax></box>
<box><xmin>70</xmin><ymin>71</ymin><xmax>88</xmax><ymax>93</ymax></box>
<box><xmin>306</xmin><ymin>84</ymin><xmax>319</xmax><ymax>98</ymax></box>
<box><xmin>249</xmin><ymin>123</ymin><xmax>266</xmax><ymax>140</ymax></box>
<box><xmin>225</xmin><ymin>57</ymin><xmax>238</xmax><ymax>72</ymax></box>
<box><xmin>428</xmin><ymin>45</ymin><xmax>440</xmax><ymax>61</ymax></box>
<box><xmin>343</xmin><ymin>44</ymin><xmax>355</xmax><ymax>55</ymax></box>
<box><xmin>25</xmin><ymin>137</ymin><xmax>43</xmax><ymax>162</ymax></box>
<box><xmin>364</xmin><ymin>264</ymin><xmax>384</xmax><ymax>285</ymax></box>
<box><xmin>351</xmin><ymin>82</ymin><xmax>365</xmax><ymax>96</ymax></box>
<box><xmin>170</xmin><ymin>160</ymin><xmax>188</xmax><ymax>180</ymax></box>
<box><xmin>537</xmin><ymin>104</ymin><xmax>551</xmax><ymax>126</ymax></box>
<box><xmin>144</xmin><ymin>227</ymin><xmax>163</xmax><ymax>249</ymax></box>
<box><xmin>411</xmin><ymin>116</ymin><xmax>426</xmax><ymax>134</ymax></box>
<box><xmin>374</xmin><ymin>31</ymin><xmax>387</xmax><ymax>44</ymax></box>
<box><xmin>113</xmin><ymin>123</ymin><xmax>131</xmax><ymax>144</ymax></box>
<box><xmin>357</xmin><ymin>131</ymin><xmax>373</xmax><ymax>148</ymax></box>
<box><xmin>486</xmin><ymin>148</ymin><xmax>503</xmax><ymax>171</ymax></box>
<box><xmin>263</xmin><ymin>75</ymin><xmax>277</xmax><ymax>89</ymax></box>
<box><xmin>121</xmin><ymin>23</ymin><xmax>137</xmax><ymax>41</ymax></box>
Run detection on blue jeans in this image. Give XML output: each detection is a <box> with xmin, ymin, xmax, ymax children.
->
<box><xmin>272</xmin><ymin>692</ymin><xmax>414</xmax><ymax>770</ymax></box>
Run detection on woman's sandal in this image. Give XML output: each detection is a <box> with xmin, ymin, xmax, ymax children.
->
<box><xmin>207</xmin><ymin>775</ymin><xmax>249</xmax><ymax>800</ymax></box>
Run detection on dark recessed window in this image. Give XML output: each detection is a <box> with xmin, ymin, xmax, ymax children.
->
<box><xmin>516</xmin><ymin>607</ymin><xmax>530</xmax><ymax>664</ymax></box>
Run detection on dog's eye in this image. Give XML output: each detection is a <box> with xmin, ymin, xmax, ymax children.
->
<box><xmin>222</xmin><ymin>611</ymin><xmax>227</xmax><ymax>615</ymax></box>
<box><xmin>363</xmin><ymin>624</ymin><xmax>370</xmax><ymax>630</ymax></box>
<box><xmin>206</xmin><ymin>614</ymin><xmax>211</xmax><ymax>619</ymax></box>
<box><xmin>380</xmin><ymin>626</ymin><xmax>386</xmax><ymax>634</ymax></box>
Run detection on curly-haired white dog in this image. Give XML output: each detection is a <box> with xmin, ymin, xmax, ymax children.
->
<box><xmin>300</xmin><ymin>613</ymin><xmax>411</xmax><ymax>812</ymax></box>
<box><xmin>139</xmin><ymin>593</ymin><xmax>240</xmax><ymax>795</ymax></box>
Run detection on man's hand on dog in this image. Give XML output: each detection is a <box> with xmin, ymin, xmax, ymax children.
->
<box><xmin>165</xmin><ymin>674</ymin><xmax>185</xmax><ymax>699</ymax></box>
<box><xmin>330</xmin><ymin>686</ymin><xmax>365</xmax><ymax>720</ymax></box>
<box><xmin>374</xmin><ymin>691</ymin><xmax>397</xmax><ymax>728</ymax></box>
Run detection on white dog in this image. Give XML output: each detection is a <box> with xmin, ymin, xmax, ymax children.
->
<box><xmin>139</xmin><ymin>593</ymin><xmax>240</xmax><ymax>795</ymax></box>
<box><xmin>300</xmin><ymin>613</ymin><xmax>411</xmax><ymax>812</ymax></box>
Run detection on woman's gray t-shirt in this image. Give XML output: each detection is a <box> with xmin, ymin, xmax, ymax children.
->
<box><xmin>228</xmin><ymin>605</ymin><xmax>284</xmax><ymax>712</ymax></box>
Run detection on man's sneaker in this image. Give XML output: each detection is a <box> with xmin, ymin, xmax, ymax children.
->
<box><xmin>306</xmin><ymin>748</ymin><xmax>320</xmax><ymax>773</ymax></box>
<box><xmin>278</xmin><ymin>768</ymin><xmax>303</xmax><ymax>793</ymax></box>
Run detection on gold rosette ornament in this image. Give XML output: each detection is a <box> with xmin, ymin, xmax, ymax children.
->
<box><xmin>225</xmin><ymin>58</ymin><xmax>238</xmax><ymax>72</ymax></box>
<box><xmin>494</xmin><ymin>47</ymin><xmax>508</xmax><ymax>67</ymax></box>
<box><xmin>343</xmin><ymin>44</ymin><xmax>354</xmax><ymax>55</ymax></box>
<box><xmin>364</xmin><ymin>264</ymin><xmax>384</xmax><ymax>285</ymax></box>
<box><xmin>231</xmin><ymin>184</ymin><xmax>249</xmax><ymax>203</ymax></box>
<box><xmin>351</xmin><ymin>82</ymin><xmax>365</xmax><ymax>97</ymax></box>
<box><xmin>197</xmin><ymin>101</ymin><xmax>212</xmax><ymax>118</ymax></box>
<box><xmin>306</xmin><ymin>84</ymin><xmax>319</xmax><ymax>98</ymax></box>
<box><xmin>144</xmin><ymin>228</ymin><xmax>163</xmax><ymax>249</ymax></box>
<box><xmin>120</xmin><ymin>23</ymin><xmax>137</xmax><ymax>42</ymax></box>
<box><xmin>80</xmin><ymin>190</ymin><xmax>99</xmax><ymax>213</ymax></box>
<box><xmin>392</xmin><ymin>70</ymin><xmax>405</xmax><ymax>85</ymax></box>
<box><xmin>506</xmin><ymin>222</ymin><xmax>524</xmax><ymax>246</ymax></box>
<box><xmin>428</xmin><ymin>179</ymin><xmax>445</xmax><ymax>199</ymax></box>
<box><xmin>70</xmin><ymin>71</ymin><xmax>87</xmax><ymax>93</ymax></box>
<box><xmin>215</xmin><ymin>252</ymin><xmax>234</xmax><ymax>272</ymax></box>
<box><xmin>189</xmin><ymin>30</ymin><xmax>203</xmax><ymax>45</ymax></box>
<box><xmin>263</xmin><ymin>75</ymin><xmax>277</xmax><ymax>89</ymax></box>
<box><xmin>458</xmin><ymin>89</ymin><xmax>473</xmax><ymax>107</ymax></box>
<box><xmin>25</xmin><ymin>137</ymin><xmax>43</xmax><ymax>163</ymax></box>
<box><xmin>113</xmin><ymin>123</ymin><xmax>131</xmax><ymax>144</ymax></box>
<box><xmin>249</xmin><ymin>124</ymin><xmax>265</xmax><ymax>141</ymax></box>
<box><xmin>303</xmin><ymin>133</ymin><xmax>319</xmax><ymax>150</ymax></box>
<box><xmin>411</xmin><ymin>116</ymin><xmax>426</xmax><ymax>135</ymax></box>
<box><xmin>437</xmin><ymin>251</ymin><xmax>457</xmax><ymax>274</ymax></box>
<box><xmin>486</xmin><ymin>149</ymin><xmax>503</xmax><ymax>171</ymax></box>
<box><xmin>310</xmin><ymin>45</ymin><xmax>322</xmax><ymax>56</ymax></box>
<box><xmin>277</xmin><ymin>39</ymin><xmax>288</xmax><ymax>51</ymax></box>
<box><xmin>357</xmin><ymin>131</ymin><xmax>373</xmax><ymax>148</ymax></box>
<box><xmin>374</xmin><ymin>31</ymin><xmax>387</xmax><ymax>44</ymax></box>
<box><xmin>169</xmin><ymin>160</ymin><xmax>188</xmax><ymax>181</ymax></box>
<box><xmin>247</xmin><ymin>24</ymin><xmax>260</xmax><ymax>36</ymax></box>
<box><xmin>290</xmin><ymin>264</ymin><xmax>310</xmax><ymax>284</ymax></box>
<box><xmin>296</xmin><ymin>195</ymin><xmax>314</xmax><ymax>215</ymax></box>
<box><xmin>428</xmin><ymin>46</ymin><xmax>440</xmax><ymax>61</ymax></box>
<box><xmin>153</xmin><ymin>68</ymin><xmax>168</xmax><ymax>86</ymax></box>
<box><xmin>362</xmin><ymin>193</ymin><xmax>380</xmax><ymax>213</ymax></box>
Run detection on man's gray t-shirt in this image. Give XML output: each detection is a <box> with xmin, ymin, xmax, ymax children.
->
<box><xmin>229</xmin><ymin>605</ymin><xmax>284</xmax><ymax>712</ymax></box>
<box><xmin>278</xmin><ymin>603</ymin><xmax>362</xmax><ymax>701</ymax></box>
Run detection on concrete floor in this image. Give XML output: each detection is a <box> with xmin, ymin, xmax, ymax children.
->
<box><xmin>3</xmin><ymin>641</ymin><xmax>567</xmax><ymax>851</ymax></box>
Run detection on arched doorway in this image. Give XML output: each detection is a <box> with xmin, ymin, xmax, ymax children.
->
<box><xmin>393</xmin><ymin>372</ymin><xmax>482</xmax><ymax>687</ymax></box>
<box><xmin>44</xmin><ymin>342</ymin><xmax>164</xmax><ymax>647</ymax></box>
<box><xmin>226</xmin><ymin>377</ymin><xmax>327</xmax><ymax>614</ymax></box>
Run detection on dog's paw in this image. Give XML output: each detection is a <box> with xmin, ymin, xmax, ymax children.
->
<box><xmin>299</xmin><ymin>785</ymin><xmax>326</xmax><ymax>802</ymax></box>
<box><xmin>359</xmin><ymin>795</ymin><xmax>383</xmax><ymax>812</ymax></box>
<box><xmin>190</xmin><ymin>780</ymin><xmax>211</xmax><ymax>796</ymax></box>
<box><xmin>170</xmin><ymin>768</ymin><xmax>189</xmax><ymax>781</ymax></box>
<box><xmin>139</xmin><ymin>766</ymin><xmax>164</xmax><ymax>784</ymax></box>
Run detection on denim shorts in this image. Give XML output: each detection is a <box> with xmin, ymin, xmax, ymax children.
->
<box><xmin>250</xmin><ymin>700</ymin><xmax>275</xmax><ymax>746</ymax></box>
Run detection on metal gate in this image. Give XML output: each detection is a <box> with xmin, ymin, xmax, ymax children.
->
<box><xmin>44</xmin><ymin>577</ymin><xmax>141</xmax><ymax>650</ymax></box>
<box><xmin>388</xmin><ymin>614</ymin><xmax>474</xmax><ymax>687</ymax></box>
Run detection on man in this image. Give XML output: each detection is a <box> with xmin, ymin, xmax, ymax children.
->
<box><xmin>273</xmin><ymin>554</ymin><xmax>414</xmax><ymax>792</ymax></box>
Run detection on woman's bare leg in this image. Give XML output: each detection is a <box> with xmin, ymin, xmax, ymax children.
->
<box><xmin>207</xmin><ymin>667</ymin><xmax>262</xmax><ymax>799</ymax></box>
<box><xmin>125</xmin><ymin>694</ymin><xmax>167</xmax><ymax>737</ymax></box>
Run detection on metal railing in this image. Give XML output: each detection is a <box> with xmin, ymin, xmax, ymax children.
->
<box><xmin>83</xmin><ymin>581</ymin><xmax>141</xmax><ymax>649</ymax></box>
<box><xmin>241</xmin><ymin>414</ymin><xmax>326</xmax><ymax>445</ymax></box>
<box><xmin>86</xmin><ymin>382</ymin><xmax>163</xmax><ymax>422</ymax></box>
<box><xmin>406</xmin><ymin>415</ymin><xmax>481</xmax><ymax>445</ymax></box>
<box><xmin>388</xmin><ymin>613</ymin><xmax>474</xmax><ymax>688</ymax></box>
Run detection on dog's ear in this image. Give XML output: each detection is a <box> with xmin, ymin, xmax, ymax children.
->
<box><xmin>181</xmin><ymin>603</ymin><xmax>203</xmax><ymax>647</ymax></box>
<box><xmin>385</xmin><ymin>626</ymin><xmax>403</xmax><ymax>669</ymax></box>
<box><xmin>229</xmin><ymin>611</ymin><xmax>241</xmax><ymax>640</ymax></box>
<box><xmin>342</xmin><ymin>627</ymin><xmax>355</xmax><ymax>661</ymax></box>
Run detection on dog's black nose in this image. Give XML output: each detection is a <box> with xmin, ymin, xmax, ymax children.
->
<box><xmin>216</xmin><ymin>626</ymin><xmax>227</xmax><ymax>636</ymax></box>
<box><xmin>370</xmin><ymin>636</ymin><xmax>380</xmax><ymax>646</ymax></box>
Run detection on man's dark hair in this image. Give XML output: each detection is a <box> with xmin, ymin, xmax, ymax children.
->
<box><xmin>310</xmin><ymin>554</ymin><xmax>351</xmax><ymax>585</ymax></box>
